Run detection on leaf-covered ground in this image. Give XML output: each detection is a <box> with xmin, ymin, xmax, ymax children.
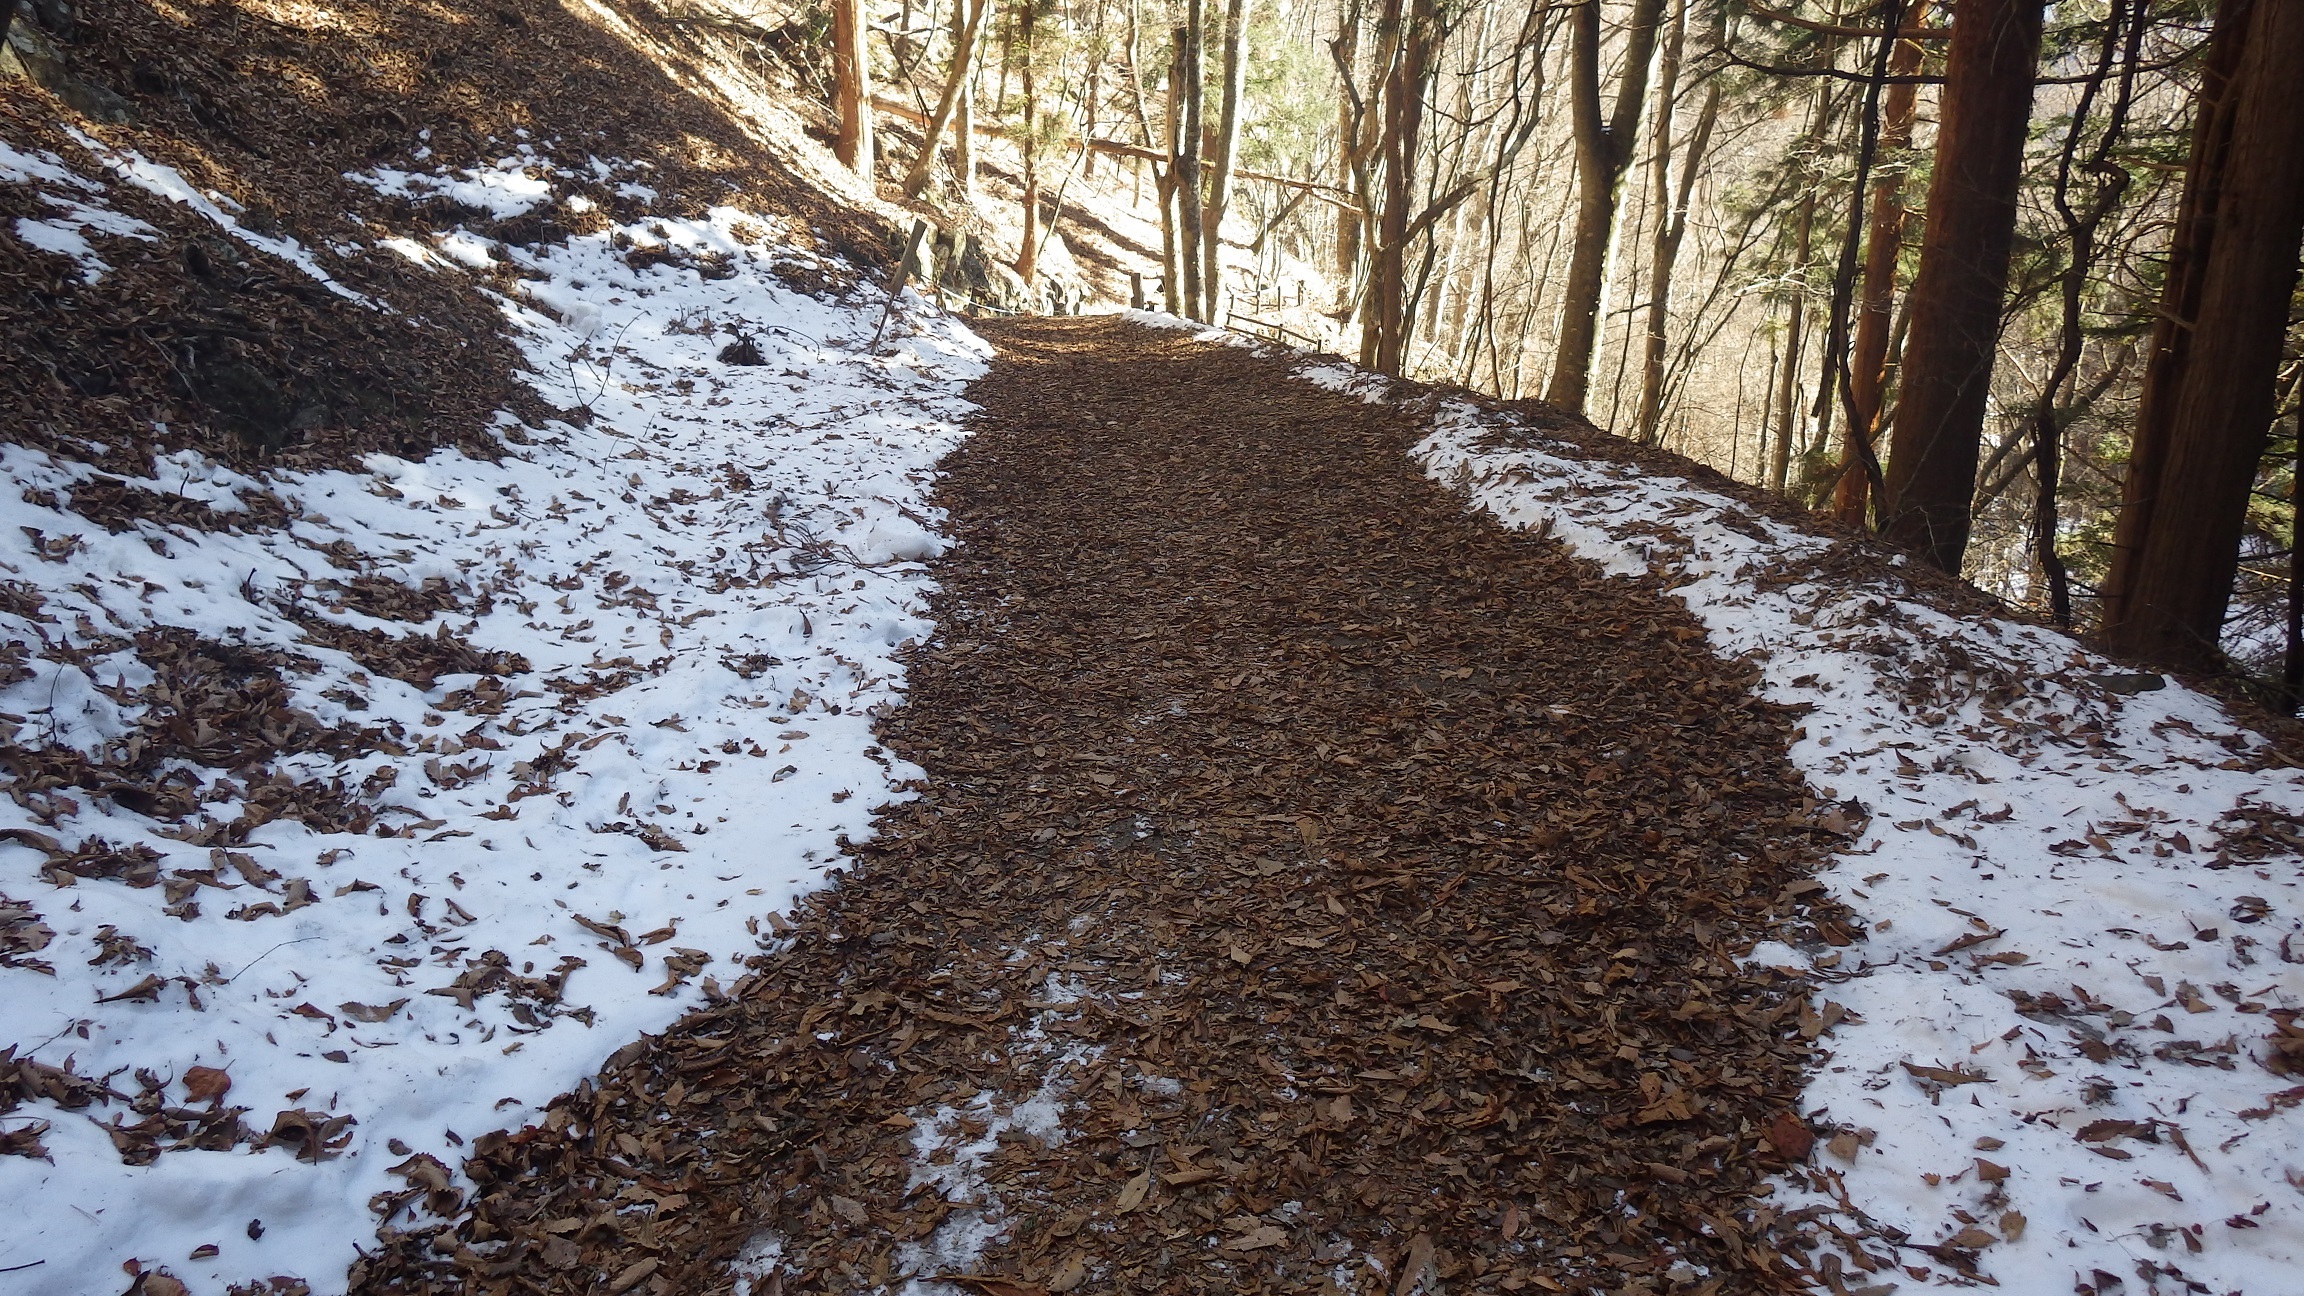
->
<box><xmin>358</xmin><ymin>316</ymin><xmax>1855</xmax><ymax>1296</ymax></box>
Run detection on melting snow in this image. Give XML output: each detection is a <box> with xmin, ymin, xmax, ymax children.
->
<box><xmin>0</xmin><ymin>152</ymin><xmax>986</xmax><ymax>1294</ymax></box>
<box><xmin>1399</xmin><ymin>387</ymin><xmax>2304</xmax><ymax>1293</ymax></box>
<box><xmin>61</xmin><ymin>127</ymin><xmax>369</xmax><ymax>303</ymax></box>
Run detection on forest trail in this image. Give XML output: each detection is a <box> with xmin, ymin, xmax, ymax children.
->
<box><xmin>359</xmin><ymin>316</ymin><xmax>1849</xmax><ymax>1296</ymax></box>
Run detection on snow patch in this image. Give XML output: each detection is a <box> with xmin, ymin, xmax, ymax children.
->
<box><xmin>1393</xmin><ymin>382</ymin><xmax>2304</xmax><ymax>1294</ymax></box>
<box><xmin>2</xmin><ymin>141</ymin><xmax>159</xmax><ymax>282</ymax></box>
<box><xmin>0</xmin><ymin>158</ymin><xmax>989</xmax><ymax>1295</ymax></box>
<box><xmin>62</xmin><ymin>126</ymin><xmax>367</xmax><ymax>303</ymax></box>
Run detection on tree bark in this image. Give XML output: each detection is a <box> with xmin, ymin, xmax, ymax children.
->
<box><xmin>1160</xmin><ymin>34</ymin><xmax>1184</xmax><ymax>313</ymax></box>
<box><xmin>2286</xmin><ymin>405</ymin><xmax>2304</xmax><ymax>711</ymax></box>
<box><xmin>1361</xmin><ymin>0</ymin><xmax>1437</xmax><ymax>375</ymax></box>
<box><xmin>1633</xmin><ymin>0</ymin><xmax>1718</xmax><ymax>447</ymax></box>
<box><xmin>2028</xmin><ymin>0</ymin><xmax>2147</xmax><ymax>627</ymax></box>
<box><xmin>902</xmin><ymin>0</ymin><xmax>992</xmax><ymax>197</ymax></box>
<box><xmin>1771</xmin><ymin>194</ymin><xmax>1814</xmax><ymax>494</ymax></box>
<box><xmin>1201</xmin><ymin>0</ymin><xmax>1251</xmax><ymax>320</ymax></box>
<box><xmin>2100</xmin><ymin>0</ymin><xmax>2304</xmax><ymax>670</ymax></box>
<box><xmin>1332</xmin><ymin>0</ymin><xmax>1363</xmax><ymax>301</ymax></box>
<box><xmin>1176</xmin><ymin>7</ymin><xmax>1206</xmax><ymax>321</ymax></box>
<box><xmin>1014</xmin><ymin>0</ymin><xmax>1041</xmax><ymax>282</ymax></box>
<box><xmin>834</xmin><ymin>0</ymin><xmax>876</xmax><ymax>177</ymax></box>
<box><xmin>1832</xmin><ymin>0</ymin><xmax>1929</xmax><ymax>524</ymax></box>
<box><xmin>1878</xmin><ymin>0</ymin><xmax>2046</xmax><ymax>572</ymax></box>
<box><xmin>1543</xmin><ymin>0</ymin><xmax>1666</xmax><ymax>415</ymax></box>
<box><xmin>954</xmin><ymin>29</ymin><xmax>977</xmax><ymax>196</ymax></box>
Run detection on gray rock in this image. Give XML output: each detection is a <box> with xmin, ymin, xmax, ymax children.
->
<box><xmin>2085</xmin><ymin>671</ymin><xmax>2167</xmax><ymax>696</ymax></box>
<box><xmin>4</xmin><ymin>19</ymin><xmax>138</xmax><ymax>124</ymax></box>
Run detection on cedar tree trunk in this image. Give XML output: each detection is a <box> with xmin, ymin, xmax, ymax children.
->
<box><xmin>1878</xmin><ymin>0</ymin><xmax>2046</xmax><ymax>572</ymax></box>
<box><xmin>2100</xmin><ymin>0</ymin><xmax>2304</xmax><ymax>669</ymax></box>
<box><xmin>834</xmin><ymin>0</ymin><xmax>875</xmax><ymax>177</ymax></box>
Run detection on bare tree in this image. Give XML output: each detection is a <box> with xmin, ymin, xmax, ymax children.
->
<box><xmin>903</xmin><ymin>0</ymin><xmax>993</xmax><ymax>197</ymax></box>
<box><xmin>1359</xmin><ymin>0</ymin><xmax>1442</xmax><ymax>373</ymax></box>
<box><xmin>1830</xmin><ymin>0</ymin><xmax>1932</xmax><ymax>524</ymax></box>
<box><xmin>1201</xmin><ymin>0</ymin><xmax>1252</xmax><ymax>319</ymax></box>
<box><xmin>1542</xmin><ymin>0</ymin><xmax>1665</xmax><ymax>415</ymax></box>
<box><xmin>1770</xmin><ymin>193</ymin><xmax>1814</xmax><ymax>492</ymax></box>
<box><xmin>1632</xmin><ymin>0</ymin><xmax>1719</xmax><ymax>446</ymax></box>
<box><xmin>1175</xmin><ymin>6</ymin><xmax>1206</xmax><ymax>320</ymax></box>
<box><xmin>1015</xmin><ymin>0</ymin><xmax>1044</xmax><ymax>281</ymax></box>
<box><xmin>955</xmin><ymin>0</ymin><xmax>979</xmax><ymax>195</ymax></box>
<box><xmin>1331</xmin><ymin>0</ymin><xmax>1365</xmax><ymax>305</ymax></box>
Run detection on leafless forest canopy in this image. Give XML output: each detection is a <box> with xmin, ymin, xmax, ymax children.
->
<box><xmin>801</xmin><ymin>0</ymin><xmax>2300</xmax><ymax>692</ymax></box>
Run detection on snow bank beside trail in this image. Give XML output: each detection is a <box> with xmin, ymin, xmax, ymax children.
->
<box><xmin>1321</xmin><ymin>371</ymin><xmax>2304</xmax><ymax>1293</ymax></box>
<box><xmin>0</xmin><ymin>142</ymin><xmax>986</xmax><ymax>1294</ymax></box>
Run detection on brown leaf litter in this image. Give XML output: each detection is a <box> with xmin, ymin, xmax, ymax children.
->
<box><xmin>3</xmin><ymin>0</ymin><xmax>908</xmax><ymax>516</ymax></box>
<box><xmin>352</xmin><ymin>318</ymin><xmax>1856</xmax><ymax>1296</ymax></box>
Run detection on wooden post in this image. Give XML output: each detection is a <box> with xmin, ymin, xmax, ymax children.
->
<box><xmin>872</xmin><ymin>219</ymin><xmax>934</xmax><ymax>346</ymax></box>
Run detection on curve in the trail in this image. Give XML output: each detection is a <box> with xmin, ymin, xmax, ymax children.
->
<box><xmin>358</xmin><ymin>315</ymin><xmax>1846</xmax><ymax>1296</ymax></box>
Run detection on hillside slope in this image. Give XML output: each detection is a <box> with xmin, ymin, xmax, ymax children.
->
<box><xmin>3</xmin><ymin>1</ymin><xmax>988</xmax><ymax>1292</ymax></box>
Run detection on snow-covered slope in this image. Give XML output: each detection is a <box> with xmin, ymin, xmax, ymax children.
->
<box><xmin>1</xmin><ymin>137</ymin><xmax>984</xmax><ymax>1294</ymax></box>
<box><xmin>1275</xmin><ymin>353</ymin><xmax>2304</xmax><ymax>1295</ymax></box>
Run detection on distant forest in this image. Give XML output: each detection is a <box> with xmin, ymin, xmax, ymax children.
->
<box><xmin>796</xmin><ymin>0</ymin><xmax>2302</xmax><ymax>695</ymax></box>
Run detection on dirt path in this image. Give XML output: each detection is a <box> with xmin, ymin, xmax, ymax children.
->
<box><xmin>358</xmin><ymin>317</ymin><xmax>1850</xmax><ymax>1296</ymax></box>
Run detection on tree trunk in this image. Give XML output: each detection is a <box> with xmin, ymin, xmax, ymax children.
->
<box><xmin>1832</xmin><ymin>0</ymin><xmax>1929</xmax><ymax>524</ymax></box>
<box><xmin>1634</xmin><ymin>0</ymin><xmax>1719</xmax><ymax>446</ymax></box>
<box><xmin>1084</xmin><ymin>53</ymin><xmax>1100</xmax><ymax>178</ymax></box>
<box><xmin>2286</xmin><ymin>405</ymin><xmax>2304</xmax><ymax>710</ymax></box>
<box><xmin>1333</xmin><ymin>1</ymin><xmax>1362</xmax><ymax>300</ymax></box>
<box><xmin>1362</xmin><ymin>0</ymin><xmax>1435</xmax><ymax>375</ymax></box>
<box><xmin>902</xmin><ymin>0</ymin><xmax>991</xmax><ymax>197</ymax></box>
<box><xmin>1160</xmin><ymin>35</ymin><xmax>1183</xmax><ymax>313</ymax></box>
<box><xmin>2100</xmin><ymin>0</ymin><xmax>2304</xmax><ymax>670</ymax></box>
<box><xmin>833</xmin><ymin>0</ymin><xmax>876</xmax><ymax>178</ymax></box>
<box><xmin>1771</xmin><ymin>194</ymin><xmax>1814</xmax><ymax>494</ymax></box>
<box><xmin>1014</xmin><ymin>0</ymin><xmax>1040</xmax><ymax>282</ymax></box>
<box><xmin>1878</xmin><ymin>0</ymin><xmax>2046</xmax><ymax>572</ymax></box>
<box><xmin>1200</xmin><ymin>0</ymin><xmax>1250</xmax><ymax>320</ymax></box>
<box><xmin>955</xmin><ymin>39</ymin><xmax>976</xmax><ymax>196</ymax></box>
<box><xmin>1543</xmin><ymin>0</ymin><xmax>1666</xmax><ymax>415</ymax></box>
<box><xmin>1176</xmin><ymin>7</ymin><xmax>1206</xmax><ymax>322</ymax></box>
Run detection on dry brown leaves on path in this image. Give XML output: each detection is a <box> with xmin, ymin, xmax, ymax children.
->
<box><xmin>356</xmin><ymin>317</ymin><xmax>1856</xmax><ymax>1296</ymax></box>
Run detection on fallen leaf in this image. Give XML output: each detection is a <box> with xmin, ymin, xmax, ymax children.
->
<box><xmin>1393</xmin><ymin>1233</ymin><xmax>1435</xmax><ymax>1296</ymax></box>
<box><xmin>606</xmin><ymin>1257</ymin><xmax>660</xmax><ymax>1293</ymax></box>
<box><xmin>1115</xmin><ymin>1168</ymin><xmax>1151</xmax><ymax>1212</ymax></box>
<box><xmin>1766</xmin><ymin>1112</ymin><xmax>1814</xmax><ymax>1160</ymax></box>
<box><xmin>181</xmin><ymin>1065</ymin><xmax>230</xmax><ymax>1106</ymax></box>
<box><xmin>1223</xmin><ymin>1224</ymin><xmax>1287</xmax><ymax>1252</ymax></box>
